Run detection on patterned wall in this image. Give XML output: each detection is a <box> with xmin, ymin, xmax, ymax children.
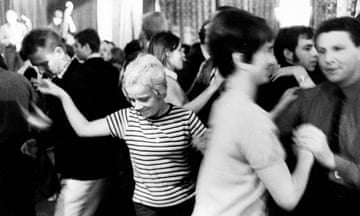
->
<box><xmin>159</xmin><ymin>0</ymin><xmax>216</xmax><ymax>45</ymax></box>
<box><xmin>218</xmin><ymin>0</ymin><xmax>278</xmax><ymax>29</ymax></box>
<box><xmin>159</xmin><ymin>0</ymin><xmax>360</xmax><ymax>45</ymax></box>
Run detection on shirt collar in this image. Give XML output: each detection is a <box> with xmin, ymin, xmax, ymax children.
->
<box><xmin>87</xmin><ymin>53</ymin><xmax>101</xmax><ymax>59</ymax></box>
<box><xmin>164</xmin><ymin>68</ymin><xmax>178</xmax><ymax>80</ymax></box>
<box><xmin>57</xmin><ymin>57</ymin><xmax>75</xmax><ymax>79</ymax></box>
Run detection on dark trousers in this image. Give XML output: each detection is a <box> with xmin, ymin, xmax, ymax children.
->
<box><xmin>134</xmin><ymin>197</ymin><xmax>195</xmax><ymax>216</ymax></box>
<box><xmin>0</xmin><ymin>153</ymin><xmax>36</xmax><ymax>216</ymax></box>
<box><xmin>95</xmin><ymin>173</ymin><xmax>136</xmax><ymax>216</ymax></box>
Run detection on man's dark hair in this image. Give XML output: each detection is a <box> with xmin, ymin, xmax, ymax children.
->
<box><xmin>20</xmin><ymin>28</ymin><xmax>65</xmax><ymax>60</ymax></box>
<box><xmin>198</xmin><ymin>20</ymin><xmax>210</xmax><ymax>44</ymax></box>
<box><xmin>208</xmin><ymin>8</ymin><xmax>273</xmax><ymax>78</ymax></box>
<box><xmin>74</xmin><ymin>28</ymin><xmax>101</xmax><ymax>52</ymax></box>
<box><xmin>315</xmin><ymin>16</ymin><xmax>360</xmax><ymax>47</ymax></box>
<box><xmin>274</xmin><ymin>26</ymin><xmax>314</xmax><ymax>67</ymax></box>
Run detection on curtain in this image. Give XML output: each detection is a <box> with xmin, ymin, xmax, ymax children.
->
<box><xmin>97</xmin><ymin>0</ymin><xmax>142</xmax><ymax>48</ymax></box>
<box><xmin>112</xmin><ymin>0</ymin><xmax>142</xmax><ymax>48</ymax></box>
<box><xmin>0</xmin><ymin>0</ymin><xmax>48</xmax><ymax>28</ymax></box>
<box><xmin>0</xmin><ymin>0</ymin><xmax>12</xmax><ymax>25</ymax></box>
<box><xmin>158</xmin><ymin>0</ymin><xmax>360</xmax><ymax>45</ymax></box>
<box><xmin>159</xmin><ymin>0</ymin><xmax>216</xmax><ymax>45</ymax></box>
<box><xmin>159</xmin><ymin>0</ymin><xmax>277</xmax><ymax>44</ymax></box>
<box><xmin>72</xmin><ymin>0</ymin><xmax>97</xmax><ymax>31</ymax></box>
<box><xmin>0</xmin><ymin>0</ymin><xmax>97</xmax><ymax>32</ymax></box>
<box><xmin>217</xmin><ymin>0</ymin><xmax>279</xmax><ymax>30</ymax></box>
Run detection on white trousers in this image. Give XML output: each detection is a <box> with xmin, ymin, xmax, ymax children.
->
<box><xmin>54</xmin><ymin>178</ymin><xmax>108</xmax><ymax>216</ymax></box>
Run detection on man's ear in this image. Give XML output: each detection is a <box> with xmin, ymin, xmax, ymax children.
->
<box><xmin>283</xmin><ymin>48</ymin><xmax>294</xmax><ymax>64</ymax></box>
<box><xmin>54</xmin><ymin>46</ymin><xmax>66</xmax><ymax>56</ymax></box>
<box><xmin>232</xmin><ymin>52</ymin><xmax>243</xmax><ymax>68</ymax></box>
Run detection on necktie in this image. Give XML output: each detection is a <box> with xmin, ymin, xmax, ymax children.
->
<box><xmin>328</xmin><ymin>87</ymin><xmax>348</xmax><ymax>197</ymax></box>
<box><xmin>329</xmin><ymin>87</ymin><xmax>345</xmax><ymax>153</ymax></box>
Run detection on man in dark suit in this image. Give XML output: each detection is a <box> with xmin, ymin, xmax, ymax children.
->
<box><xmin>21</xmin><ymin>28</ymin><xmax>133</xmax><ymax>216</ymax></box>
<box><xmin>178</xmin><ymin>20</ymin><xmax>211</xmax><ymax>93</ymax></box>
<box><xmin>0</xmin><ymin>66</ymin><xmax>38</xmax><ymax>216</ymax></box>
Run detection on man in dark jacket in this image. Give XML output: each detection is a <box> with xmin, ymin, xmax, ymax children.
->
<box><xmin>21</xmin><ymin>28</ymin><xmax>133</xmax><ymax>216</ymax></box>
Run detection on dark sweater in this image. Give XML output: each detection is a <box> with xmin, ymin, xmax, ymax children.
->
<box><xmin>47</xmin><ymin>58</ymin><xmax>130</xmax><ymax>180</ymax></box>
<box><xmin>0</xmin><ymin>68</ymin><xmax>36</xmax><ymax>154</ymax></box>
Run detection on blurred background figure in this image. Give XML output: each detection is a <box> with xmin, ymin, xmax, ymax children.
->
<box><xmin>109</xmin><ymin>47</ymin><xmax>125</xmax><ymax>72</ymax></box>
<box><xmin>139</xmin><ymin>11</ymin><xmax>168</xmax><ymax>49</ymax></box>
<box><xmin>62</xmin><ymin>1</ymin><xmax>77</xmax><ymax>45</ymax></box>
<box><xmin>0</xmin><ymin>9</ymin><xmax>31</xmax><ymax>71</ymax></box>
<box><xmin>48</xmin><ymin>1</ymin><xmax>76</xmax><ymax>46</ymax></box>
<box><xmin>179</xmin><ymin>20</ymin><xmax>211</xmax><ymax>93</ymax></box>
<box><xmin>48</xmin><ymin>10</ymin><xmax>64</xmax><ymax>37</ymax></box>
<box><xmin>100</xmin><ymin>40</ymin><xmax>116</xmax><ymax>62</ymax></box>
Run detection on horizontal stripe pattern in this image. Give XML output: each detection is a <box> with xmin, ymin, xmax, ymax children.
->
<box><xmin>106</xmin><ymin>105</ymin><xmax>206</xmax><ymax>207</ymax></box>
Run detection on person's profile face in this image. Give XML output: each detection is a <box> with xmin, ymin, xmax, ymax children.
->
<box><xmin>6</xmin><ymin>10</ymin><xmax>18</xmax><ymax>25</ymax></box>
<box><xmin>294</xmin><ymin>35</ymin><xmax>318</xmax><ymax>72</ymax></box>
<box><xmin>166</xmin><ymin>43</ymin><xmax>185</xmax><ymax>71</ymax></box>
<box><xmin>100</xmin><ymin>42</ymin><xmax>113</xmax><ymax>62</ymax></box>
<box><xmin>73</xmin><ymin>40</ymin><xmax>88</xmax><ymax>61</ymax></box>
<box><xmin>250</xmin><ymin>41</ymin><xmax>277</xmax><ymax>84</ymax></box>
<box><xmin>316</xmin><ymin>31</ymin><xmax>360</xmax><ymax>87</ymax></box>
<box><xmin>53</xmin><ymin>11</ymin><xmax>63</xmax><ymax>26</ymax></box>
<box><xmin>29</xmin><ymin>47</ymin><xmax>63</xmax><ymax>77</ymax></box>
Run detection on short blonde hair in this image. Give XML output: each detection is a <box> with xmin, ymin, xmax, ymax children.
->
<box><xmin>122</xmin><ymin>53</ymin><xmax>167</xmax><ymax>99</ymax></box>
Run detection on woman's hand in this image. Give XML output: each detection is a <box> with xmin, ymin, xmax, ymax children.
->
<box><xmin>32</xmin><ymin>78</ymin><xmax>67</xmax><ymax>99</ymax></box>
<box><xmin>293</xmin><ymin>124</ymin><xmax>335</xmax><ymax>169</ymax></box>
<box><xmin>270</xmin><ymin>87</ymin><xmax>298</xmax><ymax>119</ymax></box>
<box><xmin>271</xmin><ymin>66</ymin><xmax>315</xmax><ymax>88</ymax></box>
<box><xmin>20</xmin><ymin>138</ymin><xmax>38</xmax><ymax>159</ymax></box>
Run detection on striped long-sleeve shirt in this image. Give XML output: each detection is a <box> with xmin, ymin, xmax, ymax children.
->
<box><xmin>106</xmin><ymin>104</ymin><xmax>206</xmax><ymax>207</ymax></box>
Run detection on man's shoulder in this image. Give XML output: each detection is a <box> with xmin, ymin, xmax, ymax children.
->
<box><xmin>294</xmin><ymin>82</ymin><xmax>336</xmax><ymax>109</ymax></box>
<box><xmin>84</xmin><ymin>57</ymin><xmax>117</xmax><ymax>71</ymax></box>
<box><xmin>299</xmin><ymin>82</ymin><xmax>331</xmax><ymax>97</ymax></box>
<box><xmin>0</xmin><ymin>68</ymin><xmax>28</xmax><ymax>82</ymax></box>
<box><xmin>0</xmin><ymin>68</ymin><xmax>34</xmax><ymax>96</ymax></box>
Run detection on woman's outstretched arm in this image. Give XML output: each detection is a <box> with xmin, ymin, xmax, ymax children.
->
<box><xmin>37</xmin><ymin>79</ymin><xmax>111</xmax><ymax>137</ymax></box>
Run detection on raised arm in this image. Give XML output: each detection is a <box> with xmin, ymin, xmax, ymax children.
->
<box><xmin>184</xmin><ymin>70</ymin><xmax>223</xmax><ymax>113</ymax></box>
<box><xmin>272</xmin><ymin>65</ymin><xmax>315</xmax><ymax>88</ymax></box>
<box><xmin>269</xmin><ymin>87</ymin><xmax>298</xmax><ymax>119</ymax></box>
<box><xmin>37</xmin><ymin>79</ymin><xmax>110</xmax><ymax>137</ymax></box>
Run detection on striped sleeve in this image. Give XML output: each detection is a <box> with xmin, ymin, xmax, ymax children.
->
<box><xmin>188</xmin><ymin>111</ymin><xmax>206</xmax><ymax>139</ymax></box>
<box><xmin>105</xmin><ymin>108</ymin><xmax>128</xmax><ymax>139</ymax></box>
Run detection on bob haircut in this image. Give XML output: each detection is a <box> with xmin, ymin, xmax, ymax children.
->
<box><xmin>207</xmin><ymin>8</ymin><xmax>274</xmax><ymax>78</ymax></box>
<box><xmin>148</xmin><ymin>31</ymin><xmax>181</xmax><ymax>66</ymax></box>
<box><xmin>122</xmin><ymin>53</ymin><xmax>167</xmax><ymax>100</ymax></box>
<box><xmin>314</xmin><ymin>16</ymin><xmax>360</xmax><ymax>47</ymax></box>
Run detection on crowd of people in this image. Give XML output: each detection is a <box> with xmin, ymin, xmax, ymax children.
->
<box><xmin>1</xmin><ymin>4</ymin><xmax>360</xmax><ymax>216</ymax></box>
